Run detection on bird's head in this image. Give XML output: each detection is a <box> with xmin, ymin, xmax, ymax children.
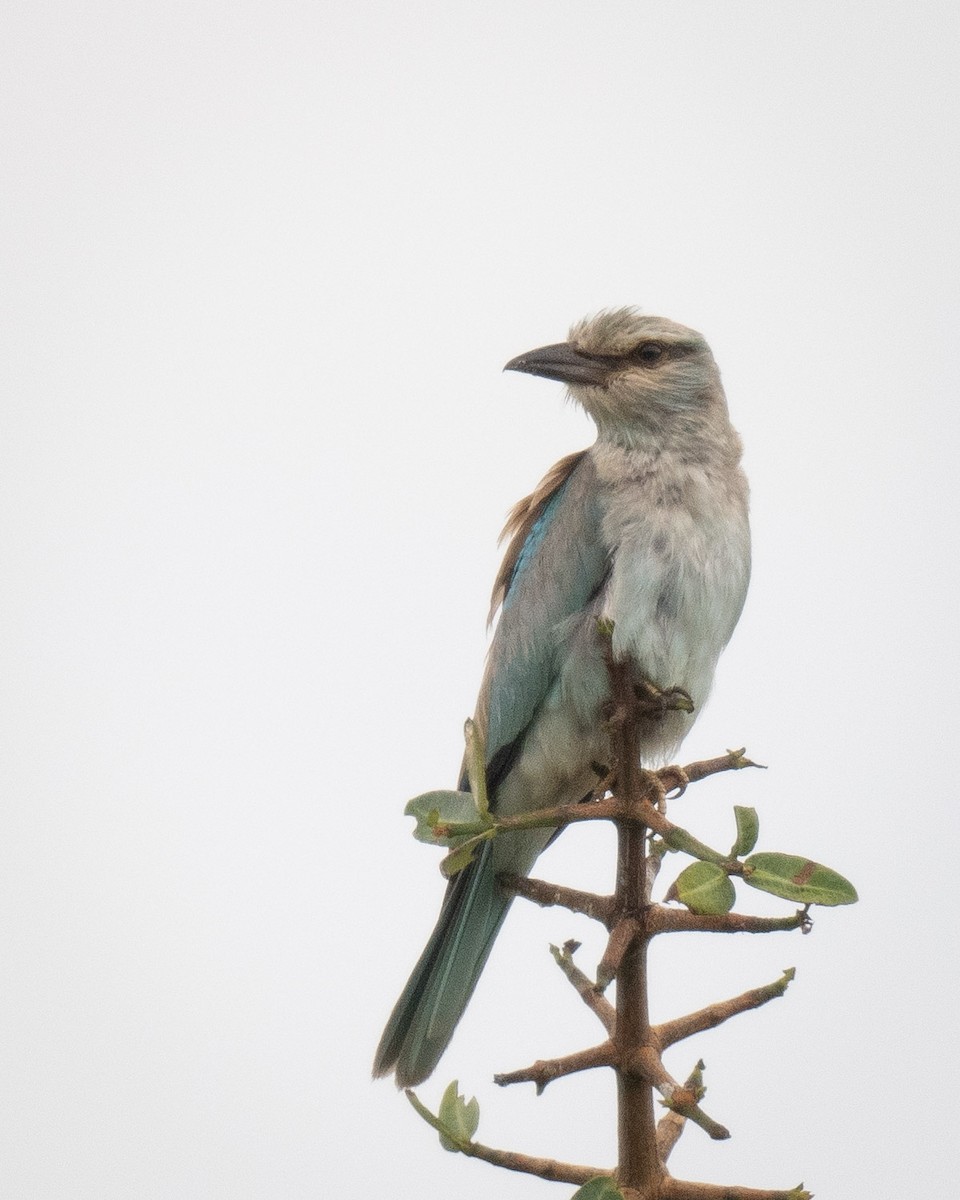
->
<box><xmin>505</xmin><ymin>308</ymin><xmax>728</xmax><ymax>447</ymax></box>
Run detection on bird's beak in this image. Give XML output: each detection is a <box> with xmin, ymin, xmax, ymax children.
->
<box><xmin>504</xmin><ymin>341</ymin><xmax>613</xmax><ymax>386</ymax></box>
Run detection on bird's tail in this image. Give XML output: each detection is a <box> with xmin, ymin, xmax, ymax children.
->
<box><xmin>372</xmin><ymin>842</ymin><xmax>512</xmax><ymax>1088</ymax></box>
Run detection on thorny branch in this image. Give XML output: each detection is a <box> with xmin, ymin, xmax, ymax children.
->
<box><xmin>481</xmin><ymin>658</ymin><xmax>812</xmax><ymax>1197</ymax></box>
<box><xmin>410</xmin><ymin>658</ymin><xmax>825</xmax><ymax>1199</ymax></box>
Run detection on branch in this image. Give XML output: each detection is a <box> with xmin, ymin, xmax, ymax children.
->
<box><xmin>649</xmin><ymin>908</ymin><xmax>810</xmax><ymax>936</ymax></box>
<box><xmin>595</xmin><ymin>912</ymin><xmax>643</xmax><ymax>988</ymax></box>
<box><xmin>494</xmin><ymin>1041</ymin><xmax>614</xmax><ymax>1093</ymax></box>
<box><xmin>597</xmin><ymin>916</ymin><xmax>643</xmax><ymax>991</ymax></box>
<box><xmin>461</xmin><ymin>1139</ymin><xmax>610</xmax><ymax>1186</ymax></box>
<box><xmin>625</xmin><ymin>1046</ymin><xmax>730</xmax><ymax>1141</ymax></box>
<box><xmin>668</xmin><ymin>748</ymin><xmax>765</xmax><ymax>790</ymax></box>
<box><xmin>656</xmin><ymin>969</ymin><xmax>795</xmax><ymax>1049</ymax></box>
<box><xmin>486</xmin><ymin>795</ymin><xmax>621</xmax><ymax>834</ymax></box>
<box><xmin>661</xmin><ymin>1180</ymin><xmax>811</xmax><ymax>1200</ymax></box>
<box><xmin>399</xmin><ymin>635</ymin><xmax>835</xmax><ymax>1197</ymax></box>
<box><xmin>639</xmin><ymin>804</ymin><xmax>739</xmax><ymax>868</ymax></box>
<box><xmin>656</xmin><ymin>1061</ymin><xmax>706</xmax><ymax>1164</ymax></box>
<box><xmin>499</xmin><ymin>872</ymin><xmax>615</xmax><ymax>925</ymax></box>
<box><xmin>489</xmin><ymin>749</ymin><xmax>762</xmax><ymax>834</ymax></box>
<box><xmin>645</xmin><ymin>843</ymin><xmax>664</xmax><ymax>901</ymax></box>
<box><xmin>605</xmin><ymin>650</ymin><xmax>661</xmax><ymax>1196</ymax></box>
<box><xmin>550</xmin><ymin>940</ymin><xmax>617</xmax><ymax>1034</ymax></box>
<box><xmin>406</xmin><ymin>1088</ymin><xmax>610</xmax><ymax>1185</ymax></box>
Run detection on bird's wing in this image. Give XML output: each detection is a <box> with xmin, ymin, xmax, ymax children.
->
<box><xmin>488</xmin><ymin>449</ymin><xmax>591</xmax><ymax>621</ymax></box>
<box><xmin>375</xmin><ymin>453</ymin><xmax>605</xmax><ymax>1088</ymax></box>
<box><xmin>469</xmin><ymin>448</ymin><xmax>609</xmax><ymax>794</ymax></box>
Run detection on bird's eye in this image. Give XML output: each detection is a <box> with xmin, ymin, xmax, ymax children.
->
<box><xmin>635</xmin><ymin>342</ymin><xmax>664</xmax><ymax>365</ymax></box>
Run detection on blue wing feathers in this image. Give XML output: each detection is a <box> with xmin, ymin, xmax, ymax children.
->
<box><xmin>478</xmin><ymin>450</ymin><xmax>608</xmax><ymax>774</ymax></box>
<box><xmin>502</xmin><ymin>485</ymin><xmax>569</xmax><ymax>608</ymax></box>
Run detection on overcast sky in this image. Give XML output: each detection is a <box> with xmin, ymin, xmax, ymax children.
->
<box><xmin>3</xmin><ymin>2</ymin><xmax>959</xmax><ymax>1197</ymax></box>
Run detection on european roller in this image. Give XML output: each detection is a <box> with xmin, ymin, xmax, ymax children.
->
<box><xmin>374</xmin><ymin>308</ymin><xmax>750</xmax><ymax>1087</ymax></box>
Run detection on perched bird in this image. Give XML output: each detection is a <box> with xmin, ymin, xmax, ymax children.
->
<box><xmin>374</xmin><ymin>308</ymin><xmax>750</xmax><ymax>1088</ymax></box>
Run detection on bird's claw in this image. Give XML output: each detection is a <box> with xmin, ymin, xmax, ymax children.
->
<box><xmin>656</xmin><ymin>765</ymin><xmax>690</xmax><ymax>799</ymax></box>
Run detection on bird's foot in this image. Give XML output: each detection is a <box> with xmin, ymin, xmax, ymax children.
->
<box><xmin>633</xmin><ymin>680</ymin><xmax>694</xmax><ymax>720</ymax></box>
<box><xmin>656</xmin><ymin>764</ymin><xmax>690</xmax><ymax>799</ymax></box>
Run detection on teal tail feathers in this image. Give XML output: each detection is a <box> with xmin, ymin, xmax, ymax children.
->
<box><xmin>373</xmin><ymin>844</ymin><xmax>512</xmax><ymax>1088</ymax></box>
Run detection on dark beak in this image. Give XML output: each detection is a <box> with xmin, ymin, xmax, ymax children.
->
<box><xmin>504</xmin><ymin>341</ymin><xmax>613</xmax><ymax>386</ymax></box>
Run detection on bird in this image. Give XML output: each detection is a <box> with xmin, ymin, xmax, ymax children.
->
<box><xmin>373</xmin><ymin>308</ymin><xmax>750</xmax><ymax>1088</ymax></box>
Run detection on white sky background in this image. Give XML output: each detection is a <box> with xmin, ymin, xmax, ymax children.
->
<box><xmin>2</xmin><ymin>2</ymin><xmax>959</xmax><ymax>1196</ymax></box>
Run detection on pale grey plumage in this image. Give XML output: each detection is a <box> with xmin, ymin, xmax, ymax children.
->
<box><xmin>374</xmin><ymin>309</ymin><xmax>750</xmax><ymax>1087</ymax></box>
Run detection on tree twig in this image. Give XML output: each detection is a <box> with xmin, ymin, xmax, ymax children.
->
<box><xmin>460</xmin><ymin>1139</ymin><xmax>610</xmax><ymax>1186</ymax></box>
<box><xmin>660</xmin><ymin>1180</ymin><xmax>811</xmax><ymax>1200</ymax></box>
<box><xmin>550</xmin><ymin>940</ymin><xmax>617</xmax><ymax>1034</ymax></box>
<box><xmin>648</xmin><ymin>909</ymin><xmax>810</xmax><ymax>936</ymax></box>
<box><xmin>494</xmin><ymin>1041</ymin><xmax>615</xmax><ymax>1093</ymax></box>
<box><xmin>624</xmin><ymin>1046</ymin><xmax>730</xmax><ymax>1141</ymax></box>
<box><xmin>499</xmin><ymin>872</ymin><xmax>616</xmax><ymax>925</ymax></box>
<box><xmin>655</xmin><ymin>1061</ymin><xmax>706</xmax><ymax>1164</ymax></box>
<box><xmin>668</xmin><ymin>748</ymin><xmax>765</xmax><ymax>789</ymax></box>
<box><xmin>598</xmin><ymin>916</ymin><xmax>643</xmax><ymax>991</ymax></box>
<box><xmin>656</xmin><ymin>969</ymin><xmax>795</xmax><ymax>1049</ymax></box>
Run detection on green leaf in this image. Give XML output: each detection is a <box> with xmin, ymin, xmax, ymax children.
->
<box><xmin>405</xmin><ymin>790</ymin><xmax>481</xmax><ymax>844</ymax></box>
<box><xmin>667</xmin><ymin>861</ymin><xmax>736</xmax><ymax>914</ymax></box>
<box><xmin>404</xmin><ymin>1089</ymin><xmax>446</xmax><ymax>1135</ymax></box>
<box><xmin>463</xmin><ymin>719</ymin><xmax>490</xmax><ymax>819</ymax></box>
<box><xmin>437</xmin><ymin>1080</ymin><xmax>480</xmax><ymax>1152</ymax></box>
<box><xmin>731</xmin><ymin>805</ymin><xmax>759</xmax><ymax>857</ymax></box>
<box><xmin>405</xmin><ymin>1082</ymin><xmax>480</xmax><ymax>1155</ymax></box>
<box><xmin>660</xmin><ymin>823</ymin><xmax>728</xmax><ymax>865</ymax></box>
<box><xmin>570</xmin><ymin>1177</ymin><xmax>625</xmax><ymax>1200</ymax></box>
<box><xmin>742</xmin><ymin>853</ymin><xmax>858</xmax><ymax>906</ymax></box>
<box><xmin>440</xmin><ymin>828</ymin><xmax>495</xmax><ymax>877</ymax></box>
